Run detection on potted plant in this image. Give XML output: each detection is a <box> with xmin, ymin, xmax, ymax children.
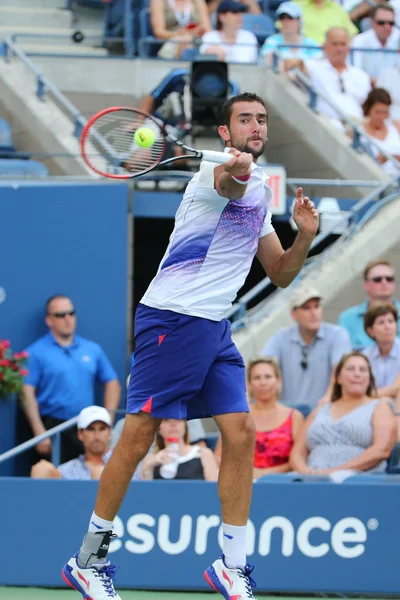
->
<box><xmin>0</xmin><ymin>340</ymin><xmax>29</xmax><ymax>476</ymax></box>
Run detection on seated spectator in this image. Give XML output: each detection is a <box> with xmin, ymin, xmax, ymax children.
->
<box><xmin>304</xmin><ymin>28</ymin><xmax>371</xmax><ymax>129</ymax></box>
<box><xmin>360</xmin><ymin>88</ymin><xmax>400</xmax><ymax>175</ymax></box>
<box><xmin>150</xmin><ymin>0</ymin><xmax>212</xmax><ymax>60</ymax></box>
<box><xmin>348</xmin><ymin>0</ymin><xmax>393</xmax><ymax>30</ymax></box>
<box><xmin>111</xmin><ymin>416</ymin><xmax>208</xmax><ymax>448</ymax></box>
<box><xmin>261</xmin><ymin>286</ymin><xmax>352</xmax><ymax>408</ymax></box>
<box><xmin>290</xmin><ymin>352</ymin><xmax>397</xmax><ymax>474</ymax></box>
<box><xmin>377</xmin><ymin>66</ymin><xmax>400</xmax><ymax>121</ymax></box>
<box><xmin>214</xmin><ymin>358</ymin><xmax>304</xmax><ymax>478</ymax></box>
<box><xmin>141</xmin><ymin>418</ymin><xmax>218</xmax><ymax>480</ymax></box>
<box><xmin>30</xmin><ymin>406</ymin><xmax>141</xmax><ymax>480</ymax></box>
<box><xmin>260</xmin><ymin>2</ymin><xmax>322</xmax><ymax>72</ymax></box>
<box><xmin>199</xmin><ymin>0</ymin><xmax>258</xmax><ymax>64</ymax></box>
<box><xmin>22</xmin><ymin>294</ymin><xmax>121</xmax><ymax>465</ymax></box>
<box><xmin>206</xmin><ymin>0</ymin><xmax>261</xmax><ymax>13</ymax></box>
<box><xmin>339</xmin><ymin>258</ymin><xmax>400</xmax><ymax>349</ymax></box>
<box><xmin>294</xmin><ymin>0</ymin><xmax>357</xmax><ymax>45</ymax></box>
<box><xmin>362</xmin><ymin>303</ymin><xmax>400</xmax><ymax>398</ymax></box>
<box><xmin>351</xmin><ymin>6</ymin><xmax>400</xmax><ymax>83</ymax></box>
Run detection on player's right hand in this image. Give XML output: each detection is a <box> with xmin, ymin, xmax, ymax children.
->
<box><xmin>223</xmin><ymin>148</ymin><xmax>253</xmax><ymax>178</ymax></box>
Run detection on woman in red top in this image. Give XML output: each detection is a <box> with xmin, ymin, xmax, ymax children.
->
<box><xmin>214</xmin><ymin>358</ymin><xmax>304</xmax><ymax>479</ymax></box>
<box><xmin>249</xmin><ymin>358</ymin><xmax>304</xmax><ymax>479</ymax></box>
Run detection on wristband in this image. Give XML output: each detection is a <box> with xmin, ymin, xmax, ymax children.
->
<box><xmin>231</xmin><ymin>174</ymin><xmax>250</xmax><ymax>185</ymax></box>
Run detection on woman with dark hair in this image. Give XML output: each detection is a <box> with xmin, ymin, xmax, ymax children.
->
<box><xmin>141</xmin><ymin>418</ymin><xmax>218</xmax><ymax>480</ymax></box>
<box><xmin>290</xmin><ymin>351</ymin><xmax>396</xmax><ymax>474</ymax></box>
<box><xmin>361</xmin><ymin>87</ymin><xmax>400</xmax><ymax>174</ymax></box>
<box><xmin>199</xmin><ymin>0</ymin><xmax>258</xmax><ymax>63</ymax></box>
<box><xmin>214</xmin><ymin>358</ymin><xmax>304</xmax><ymax>479</ymax></box>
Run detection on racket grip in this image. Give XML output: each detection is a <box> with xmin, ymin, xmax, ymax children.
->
<box><xmin>200</xmin><ymin>150</ymin><xmax>232</xmax><ymax>164</ymax></box>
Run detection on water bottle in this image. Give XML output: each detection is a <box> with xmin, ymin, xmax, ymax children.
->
<box><xmin>160</xmin><ymin>437</ymin><xmax>180</xmax><ymax>479</ymax></box>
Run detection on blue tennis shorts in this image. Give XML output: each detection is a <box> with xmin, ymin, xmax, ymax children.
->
<box><xmin>126</xmin><ymin>304</ymin><xmax>248</xmax><ymax>420</ymax></box>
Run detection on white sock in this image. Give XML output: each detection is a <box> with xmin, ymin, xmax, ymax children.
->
<box><xmin>88</xmin><ymin>511</ymin><xmax>114</xmax><ymax>533</ymax></box>
<box><xmin>222</xmin><ymin>523</ymin><xmax>247</xmax><ymax>569</ymax></box>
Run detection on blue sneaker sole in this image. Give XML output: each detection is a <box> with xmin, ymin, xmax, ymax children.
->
<box><xmin>204</xmin><ymin>565</ymin><xmax>230</xmax><ymax>600</ymax></box>
<box><xmin>61</xmin><ymin>563</ymin><xmax>95</xmax><ymax>600</ymax></box>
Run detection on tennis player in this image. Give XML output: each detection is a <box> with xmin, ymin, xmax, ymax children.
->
<box><xmin>62</xmin><ymin>92</ymin><xmax>319</xmax><ymax>600</ymax></box>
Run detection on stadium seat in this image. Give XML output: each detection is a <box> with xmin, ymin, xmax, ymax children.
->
<box><xmin>138</xmin><ymin>7</ymin><xmax>163</xmax><ymax>57</ymax></box>
<box><xmin>386</xmin><ymin>442</ymin><xmax>400</xmax><ymax>474</ymax></box>
<box><xmin>0</xmin><ymin>159</ymin><xmax>49</xmax><ymax>177</ymax></box>
<box><xmin>204</xmin><ymin>433</ymin><xmax>219</xmax><ymax>451</ymax></box>
<box><xmin>287</xmin><ymin>404</ymin><xmax>312</xmax><ymax>419</ymax></box>
<box><xmin>242</xmin><ymin>13</ymin><xmax>275</xmax><ymax>45</ymax></box>
<box><xmin>0</xmin><ymin>119</ymin><xmax>15</xmax><ymax>154</ymax></box>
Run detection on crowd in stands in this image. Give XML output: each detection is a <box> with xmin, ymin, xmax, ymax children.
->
<box><xmin>20</xmin><ymin>257</ymin><xmax>400</xmax><ymax>483</ymax></box>
<box><xmin>142</xmin><ymin>0</ymin><xmax>400</xmax><ymax>173</ymax></box>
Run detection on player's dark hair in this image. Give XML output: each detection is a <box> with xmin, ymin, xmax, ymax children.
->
<box><xmin>219</xmin><ymin>93</ymin><xmax>268</xmax><ymax>127</ymax></box>
<box><xmin>45</xmin><ymin>294</ymin><xmax>71</xmax><ymax>315</ymax></box>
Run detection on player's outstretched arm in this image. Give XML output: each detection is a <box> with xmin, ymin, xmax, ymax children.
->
<box><xmin>257</xmin><ymin>187</ymin><xmax>319</xmax><ymax>288</ymax></box>
<box><xmin>214</xmin><ymin>149</ymin><xmax>253</xmax><ymax>201</ymax></box>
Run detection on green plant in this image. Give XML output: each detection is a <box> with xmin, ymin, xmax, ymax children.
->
<box><xmin>0</xmin><ymin>340</ymin><xmax>29</xmax><ymax>398</ymax></box>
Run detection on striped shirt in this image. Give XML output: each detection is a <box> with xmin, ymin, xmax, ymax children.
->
<box><xmin>58</xmin><ymin>450</ymin><xmax>142</xmax><ymax>481</ymax></box>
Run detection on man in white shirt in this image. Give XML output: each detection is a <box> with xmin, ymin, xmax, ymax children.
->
<box><xmin>377</xmin><ymin>58</ymin><xmax>400</xmax><ymax>120</ymax></box>
<box><xmin>351</xmin><ymin>5</ymin><xmax>399</xmax><ymax>82</ymax></box>
<box><xmin>305</xmin><ymin>27</ymin><xmax>371</xmax><ymax>126</ymax></box>
<box><xmin>200</xmin><ymin>0</ymin><xmax>259</xmax><ymax>64</ymax></box>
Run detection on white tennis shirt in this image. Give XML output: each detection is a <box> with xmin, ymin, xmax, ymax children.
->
<box><xmin>141</xmin><ymin>158</ymin><xmax>274</xmax><ymax>321</ymax></box>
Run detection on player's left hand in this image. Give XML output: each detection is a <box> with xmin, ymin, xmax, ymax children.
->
<box><xmin>292</xmin><ymin>187</ymin><xmax>319</xmax><ymax>237</ymax></box>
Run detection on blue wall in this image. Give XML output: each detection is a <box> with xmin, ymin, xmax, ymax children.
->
<box><xmin>0</xmin><ymin>180</ymin><xmax>130</xmax><ymax>388</ymax></box>
<box><xmin>0</xmin><ymin>477</ymin><xmax>399</xmax><ymax>593</ymax></box>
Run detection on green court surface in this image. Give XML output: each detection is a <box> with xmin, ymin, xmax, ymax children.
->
<box><xmin>0</xmin><ymin>593</ymin><xmax>387</xmax><ymax>600</ymax></box>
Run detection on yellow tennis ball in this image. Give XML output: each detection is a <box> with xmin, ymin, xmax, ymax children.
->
<box><xmin>134</xmin><ymin>127</ymin><xmax>156</xmax><ymax>148</ymax></box>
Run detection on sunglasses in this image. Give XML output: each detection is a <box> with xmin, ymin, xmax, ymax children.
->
<box><xmin>50</xmin><ymin>310</ymin><xmax>77</xmax><ymax>318</ymax></box>
<box><xmin>375</xmin><ymin>20</ymin><xmax>395</xmax><ymax>25</ymax></box>
<box><xmin>300</xmin><ymin>346</ymin><xmax>309</xmax><ymax>370</ymax></box>
<box><xmin>367</xmin><ymin>276</ymin><xmax>395</xmax><ymax>283</ymax></box>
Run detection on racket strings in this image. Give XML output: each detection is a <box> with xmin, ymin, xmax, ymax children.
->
<box><xmin>82</xmin><ymin>109</ymin><xmax>165</xmax><ymax>177</ymax></box>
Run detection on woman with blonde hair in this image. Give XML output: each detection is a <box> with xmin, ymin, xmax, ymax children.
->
<box><xmin>290</xmin><ymin>351</ymin><xmax>397</xmax><ymax>474</ymax></box>
<box><xmin>215</xmin><ymin>358</ymin><xmax>304</xmax><ymax>479</ymax></box>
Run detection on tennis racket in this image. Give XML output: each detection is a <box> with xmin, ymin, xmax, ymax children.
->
<box><xmin>80</xmin><ymin>106</ymin><xmax>232</xmax><ymax>179</ymax></box>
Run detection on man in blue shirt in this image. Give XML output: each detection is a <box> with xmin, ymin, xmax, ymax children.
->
<box><xmin>339</xmin><ymin>259</ymin><xmax>400</xmax><ymax>350</ymax></box>
<box><xmin>22</xmin><ymin>294</ymin><xmax>121</xmax><ymax>463</ymax></box>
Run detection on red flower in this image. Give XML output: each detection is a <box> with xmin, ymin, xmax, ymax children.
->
<box><xmin>0</xmin><ymin>340</ymin><xmax>10</xmax><ymax>349</ymax></box>
<box><xmin>19</xmin><ymin>369</ymin><xmax>29</xmax><ymax>376</ymax></box>
<box><xmin>0</xmin><ymin>359</ymin><xmax>10</xmax><ymax>367</ymax></box>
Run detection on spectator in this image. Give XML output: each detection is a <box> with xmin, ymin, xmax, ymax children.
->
<box><xmin>206</xmin><ymin>0</ymin><xmax>261</xmax><ymax>14</ymax></box>
<box><xmin>199</xmin><ymin>0</ymin><xmax>259</xmax><ymax>63</ymax></box>
<box><xmin>260</xmin><ymin>2</ymin><xmax>322</xmax><ymax>72</ymax></box>
<box><xmin>376</xmin><ymin>50</ymin><xmax>400</xmax><ymax>120</ymax></box>
<box><xmin>362</xmin><ymin>303</ymin><xmax>400</xmax><ymax>398</ymax></box>
<box><xmin>290</xmin><ymin>352</ymin><xmax>397</xmax><ymax>474</ymax></box>
<box><xmin>214</xmin><ymin>358</ymin><xmax>304</xmax><ymax>478</ymax></box>
<box><xmin>262</xmin><ymin>287</ymin><xmax>352</xmax><ymax>408</ymax></box>
<box><xmin>294</xmin><ymin>0</ymin><xmax>357</xmax><ymax>45</ymax></box>
<box><xmin>30</xmin><ymin>406</ymin><xmax>141</xmax><ymax>481</ymax></box>
<box><xmin>304</xmin><ymin>28</ymin><xmax>371</xmax><ymax>128</ymax></box>
<box><xmin>338</xmin><ymin>258</ymin><xmax>400</xmax><ymax>349</ymax></box>
<box><xmin>141</xmin><ymin>418</ymin><xmax>219</xmax><ymax>480</ymax></box>
<box><xmin>22</xmin><ymin>295</ymin><xmax>121</xmax><ymax>464</ymax></box>
<box><xmin>360</xmin><ymin>88</ymin><xmax>400</xmax><ymax>175</ymax></box>
<box><xmin>150</xmin><ymin>0</ymin><xmax>212</xmax><ymax>60</ymax></box>
<box><xmin>351</xmin><ymin>6</ymin><xmax>400</xmax><ymax>83</ymax></box>
<box><xmin>111</xmin><ymin>416</ymin><xmax>208</xmax><ymax>448</ymax></box>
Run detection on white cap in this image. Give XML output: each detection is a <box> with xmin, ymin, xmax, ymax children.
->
<box><xmin>77</xmin><ymin>406</ymin><xmax>112</xmax><ymax>430</ymax></box>
<box><xmin>290</xmin><ymin>286</ymin><xmax>322</xmax><ymax>309</ymax></box>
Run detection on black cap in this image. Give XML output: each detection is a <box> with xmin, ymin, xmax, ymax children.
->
<box><xmin>217</xmin><ymin>0</ymin><xmax>248</xmax><ymax>14</ymax></box>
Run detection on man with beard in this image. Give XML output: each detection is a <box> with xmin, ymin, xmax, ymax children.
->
<box><xmin>62</xmin><ymin>92</ymin><xmax>319</xmax><ymax>600</ymax></box>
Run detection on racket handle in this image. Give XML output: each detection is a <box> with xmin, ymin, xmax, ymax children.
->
<box><xmin>200</xmin><ymin>150</ymin><xmax>233</xmax><ymax>164</ymax></box>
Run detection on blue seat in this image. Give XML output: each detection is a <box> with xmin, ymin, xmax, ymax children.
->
<box><xmin>0</xmin><ymin>119</ymin><xmax>15</xmax><ymax>154</ymax></box>
<box><xmin>386</xmin><ymin>442</ymin><xmax>400</xmax><ymax>474</ymax></box>
<box><xmin>0</xmin><ymin>159</ymin><xmax>49</xmax><ymax>177</ymax></box>
<box><xmin>287</xmin><ymin>403</ymin><xmax>312</xmax><ymax>419</ymax></box>
<box><xmin>138</xmin><ymin>7</ymin><xmax>163</xmax><ymax>57</ymax></box>
<box><xmin>204</xmin><ymin>433</ymin><xmax>219</xmax><ymax>452</ymax></box>
<box><xmin>241</xmin><ymin>13</ymin><xmax>275</xmax><ymax>45</ymax></box>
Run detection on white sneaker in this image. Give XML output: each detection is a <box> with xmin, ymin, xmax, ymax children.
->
<box><xmin>62</xmin><ymin>554</ymin><xmax>122</xmax><ymax>599</ymax></box>
<box><xmin>204</xmin><ymin>555</ymin><xmax>257</xmax><ymax>600</ymax></box>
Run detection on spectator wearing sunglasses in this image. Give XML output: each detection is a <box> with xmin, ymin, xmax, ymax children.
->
<box><xmin>261</xmin><ymin>287</ymin><xmax>352</xmax><ymax>409</ymax></box>
<box><xmin>260</xmin><ymin>2</ymin><xmax>321</xmax><ymax>73</ymax></box>
<box><xmin>21</xmin><ymin>294</ymin><xmax>121</xmax><ymax>464</ymax></box>
<box><xmin>351</xmin><ymin>6</ymin><xmax>400</xmax><ymax>83</ymax></box>
<box><xmin>339</xmin><ymin>259</ymin><xmax>400</xmax><ymax>350</ymax></box>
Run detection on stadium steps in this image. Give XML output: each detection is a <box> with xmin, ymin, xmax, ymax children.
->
<box><xmin>0</xmin><ymin>56</ymin><xmax>95</xmax><ymax>177</ymax></box>
<box><xmin>232</xmin><ymin>195</ymin><xmax>400</xmax><ymax>362</ymax></box>
<box><xmin>0</xmin><ymin>6</ymin><xmax>72</xmax><ymax>28</ymax></box>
